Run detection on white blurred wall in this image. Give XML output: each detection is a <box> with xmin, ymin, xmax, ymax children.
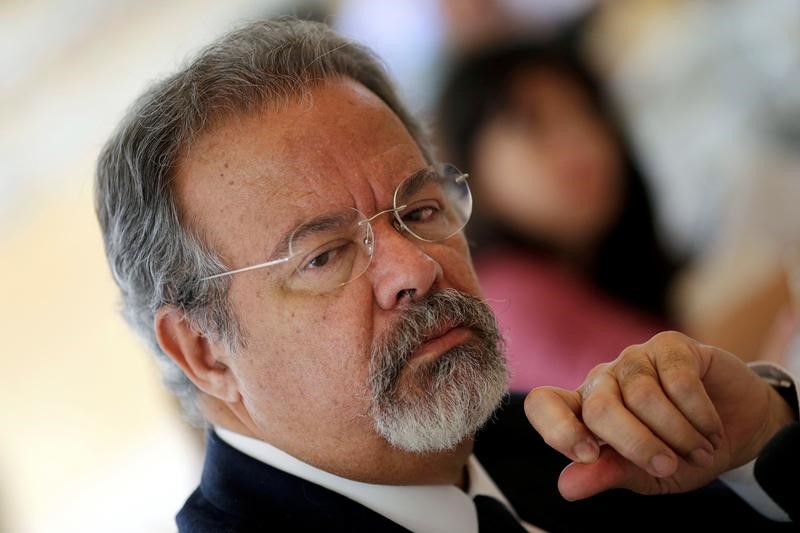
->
<box><xmin>0</xmin><ymin>1</ymin><xmax>283</xmax><ymax>531</ymax></box>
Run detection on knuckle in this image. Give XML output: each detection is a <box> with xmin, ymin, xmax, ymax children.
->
<box><xmin>616</xmin><ymin>359</ymin><xmax>657</xmax><ymax>389</ymax></box>
<box><xmin>626</xmin><ymin>434</ymin><xmax>657</xmax><ymax>460</ymax></box>
<box><xmin>615</xmin><ymin>344</ymin><xmax>644</xmax><ymax>365</ymax></box>
<box><xmin>580</xmin><ymin>364</ymin><xmax>612</xmax><ymax>400</ymax></box>
<box><xmin>578</xmin><ymin>382</ymin><xmax>594</xmax><ymax>402</ymax></box>
<box><xmin>645</xmin><ymin>331</ymin><xmax>688</xmax><ymax>357</ymax></box>
<box><xmin>583</xmin><ymin>362</ymin><xmax>612</xmax><ymax>383</ymax></box>
<box><xmin>619</xmin><ymin>343</ymin><xmax>644</xmax><ymax>358</ymax></box>
<box><xmin>543</xmin><ymin>417</ymin><xmax>579</xmax><ymax>450</ymax></box>
<box><xmin>524</xmin><ymin>387</ymin><xmax>557</xmax><ymax>423</ymax></box>
<box><xmin>662</xmin><ymin>370</ymin><xmax>697</xmax><ymax>398</ymax></box>
<box><xmin>582</xmin><ymin>394</ymin><xmax>615</xmax><ymax>424</ymax></box>
<box><xmin>647</xmin><ymin>331</ymin><xmax>696</xmax><ymax>371</ymax></box>
<box><xmin>650</xmin><ymin>330</ymin><xmax>685</xmax><ymax>346</ymax></box>
<box><xmin>623</xmin><ymin>381</ymin><xmax>659</xmax><ymax>409</ymax></box>
<box><xmin>524</xmin><ymin>387</ymin><xmax>548</xmax><ymax>410</ymax></box>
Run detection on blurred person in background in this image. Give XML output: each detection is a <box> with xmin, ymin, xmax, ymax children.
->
<box><xmin>588</xmin><ymin>0</ymin><xmax>800</xmax><ymax>367</ymax></box>
<box><xmin>437</xmin><ymin>31</ymin><xmax>681</xmax><ymax>391</ymax></box>
<box><xmin>337</xmin><ymin>0</ymin><xmax>798</xmax><ymax>378</ymax></box>
<box><xmin>334</xmin><ymin>0</ymin><xmax>596</xmax><ymax>113</ymax></box>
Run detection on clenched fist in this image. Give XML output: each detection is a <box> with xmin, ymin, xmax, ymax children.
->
<box><xmin>524</xmin><ymin>331</ymin><xmax>796</xmax><ymax>500</ymax></box>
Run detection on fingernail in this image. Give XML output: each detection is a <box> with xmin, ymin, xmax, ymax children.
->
<box><xmin>573</xmin><ymin>440</ymin><xmax>598</xmax><ymax>463</ymax></box>
<box><xmin>689</xmin><ymin>447</ymin><xmax>714</xmax><ymax>468</ymax></box>
<box><xmin>650</xmin><ymin>454</ymin><xmax>676</xmax><ymax>477</ymax></box>
<box><xmin>710</xmin><ymin>434</ymin><xmax>722</xmax><ymax>449</ymax></box>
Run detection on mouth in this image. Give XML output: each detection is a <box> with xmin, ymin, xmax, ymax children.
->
<box><xmin>407</xmin><ymin>325</ymin><xmax>473</xmax><ymax>366</ymax></box>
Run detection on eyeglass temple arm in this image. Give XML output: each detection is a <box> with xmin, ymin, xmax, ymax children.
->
<box><xmin>201</xmin><ymin>256</ymin><xmax>292</xmax><ymax>281</ymax></box>
<box><xmin>202</xmin><ymin>206</ymin><xmax>408</xmax><ymax>282</ymax></box>
<box><xmin>200</xmin><ymin>172</ymin><xmax>468</xmax><ymax>282</ymax></box>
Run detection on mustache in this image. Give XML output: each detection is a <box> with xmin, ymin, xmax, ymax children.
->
<box><xmin>369</xmin><ymin>288</ymin><xmax>501</xmax><ymax>391</ymax></box>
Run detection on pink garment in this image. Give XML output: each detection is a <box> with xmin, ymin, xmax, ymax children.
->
<box><xmin>475</xmin><ymin>249</ymin><xmax>666</xmax><ymax>392</ymax></box>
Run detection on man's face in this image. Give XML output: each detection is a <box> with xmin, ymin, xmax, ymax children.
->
<box><xmin>173</xmin><ymin>78</ymin><xmax>505</xmax><ymax>479</ymax></box>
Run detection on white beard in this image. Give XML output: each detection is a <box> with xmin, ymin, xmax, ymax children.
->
<box><xmin>368</xmin><ymin>289</ymin><xmax>507</xmax><ymax>453</ymax></box>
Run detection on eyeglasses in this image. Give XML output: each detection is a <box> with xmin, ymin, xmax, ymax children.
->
<box><xmin>201</xmin><ymin>163</ymin><xmax>472</xmax><ymax>293</ymax></box>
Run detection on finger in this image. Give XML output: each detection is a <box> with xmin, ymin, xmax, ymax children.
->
<box><xmin>558</xmin><ymin>446</ymin><xmax>663</xmax><ymax>500</ymax></box>
<box><xmin>524</xmin><ymin>386</ymin><xmax>600</xmax><ymax>464</ymax></box>
<box><xmin>615</xmin><ymin>350</ymin><xmax>715</xmax><ymax>466</ymax></box>
<box><xmin>580</xmin><ymin>372</ymin><xmax>678</xmax><ymax>478</ymax></box>
<box><xmin>648</xmin><ymin>333</ymin><xmax>724</xmax><ymax>447</ymax></box>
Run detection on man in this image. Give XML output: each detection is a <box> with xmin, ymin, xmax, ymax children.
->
<box><xmin>95</xmin><ymin>18</ymin><xmax>797</xmax><ymax>531</ymax></box>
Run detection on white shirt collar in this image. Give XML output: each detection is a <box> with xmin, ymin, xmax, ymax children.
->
<box><xmin>214</xmin><ymin>427</ymin><xmax>526</xmax><ymax>533</ymax></box>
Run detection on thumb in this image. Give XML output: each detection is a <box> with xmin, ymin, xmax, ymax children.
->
<box><xmin>558</xmin><ymin>446</ymin><xmax>660</xmax><ymax>500</ymax></box>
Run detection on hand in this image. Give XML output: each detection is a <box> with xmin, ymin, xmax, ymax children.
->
<box><xmin>524</xmin><ymin>331</ymin><xmax>796</xmax><ymax>500</ymax></box>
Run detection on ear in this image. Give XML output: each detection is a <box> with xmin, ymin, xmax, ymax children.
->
<box><xmin>154</xmin><ymin>306</ymin><xmax>240</xmax><ymax>403</ymax></box>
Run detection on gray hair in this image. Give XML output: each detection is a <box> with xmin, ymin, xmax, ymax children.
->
<box><xmin>95</xmin><ymin>17</ymin><xmax>432</xmax><ymax>422</ymax></box>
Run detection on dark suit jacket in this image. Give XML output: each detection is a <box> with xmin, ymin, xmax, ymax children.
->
<box><xmin>177</xmin><ymin>395</ymin><xmax>795</xmax><ymax>532</ymax></box>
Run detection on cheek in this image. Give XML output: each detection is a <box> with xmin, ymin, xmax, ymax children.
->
<box><xmin>474</xmin><ymin>128</ymin><xmax>561</xmax><ymax>221</ymax></box>
<box><xmin>229</xmin><ymin>280</ymin><xmax>376</xmax><ymax>410</ymax></box>
<box><xmin>435</xmin><ymin>237</ymin><xmax>483</xmax><ymax>297</ymax></box>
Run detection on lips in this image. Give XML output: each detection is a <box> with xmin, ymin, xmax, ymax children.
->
<box><xmin>408</xmin><ymin>324</ymin><xmax>472</xmax><ymax>363</ymax></box>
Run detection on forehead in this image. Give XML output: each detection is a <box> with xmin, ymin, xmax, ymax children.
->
<box><xmin>173</xmin><ymin>78</ymin><xmax>426</xmax><ymax>263</ymax></box>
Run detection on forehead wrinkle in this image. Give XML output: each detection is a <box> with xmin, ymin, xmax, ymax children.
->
<box><xmin>253</xmin><ymin>172</ymin><xmax>358</xmax><ymax>258</ymax></box>
<box><xmin>176</xmin><ymin>79</ymin><xmax>429</xmax><ymax>268</ymax></box>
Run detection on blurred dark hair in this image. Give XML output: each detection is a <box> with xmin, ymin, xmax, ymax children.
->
<box><xmin>437</xmin><ymin>31</ymin><xmax>682</xmax><ymax>319</ymax></box>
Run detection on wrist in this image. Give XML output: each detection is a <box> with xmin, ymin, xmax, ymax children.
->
<box><xmin>747</xmin><ymin>362</ymin><xmax>799</xmax><ymax>460</ymax></box>
<box><xmin>767</xmin><ymin>384</ymin><xmax>796</xmax><ymax>431</ymax></box>
<box><xmin>748</xmin><ymin>383</ymin><xmax>796</xmax><ymax>465</ymax></box>
<box><xmin>732</xmin><ymin>375</ymin><xmax>795</xmax><ymax>469</ymax></box>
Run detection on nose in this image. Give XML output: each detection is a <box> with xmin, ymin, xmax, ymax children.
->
<box><xmin>367</xmin><ymin>220</ymin><xmax>442</xmax><ymax>310</ymax></box>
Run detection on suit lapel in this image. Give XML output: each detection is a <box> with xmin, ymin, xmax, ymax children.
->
<box><xmin>198</xmin><ymin>431</ymin><xmax>410</xmax><ymax>532</ymax></box>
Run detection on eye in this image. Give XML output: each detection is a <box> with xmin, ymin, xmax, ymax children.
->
<box><xmin>302</xmin><ymin>247</ymin><xmax>339</xmax><ymax>272</ymax></box>
<box><xmin>307</xmin><ymin>250</ymin><xmax>334</xmax><ymax>269</ymax></box>
<box><xmin>298</xmin><ymin>240</ymin><xmax>352</xmax><ymax>275</ymax></box>
<box><xmin>401</xmin><ymin>203</ymin><xmax>440</xmax><ymax>225</ymax></box>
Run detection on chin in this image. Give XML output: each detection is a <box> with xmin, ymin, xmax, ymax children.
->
<box><xmin>372</xmin><ymin>345</ymin><xmax>508</xmax><ymax>454</ymax></box>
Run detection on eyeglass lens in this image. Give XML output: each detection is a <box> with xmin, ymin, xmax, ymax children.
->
<box><xmin>394</xmin><ymin>163</ymin><xmax>472</xmax><ymax>242</ymax></box>
<box><xmin>284</xmin><ymin>163</ymin><xmax>471</xmax><ymax>293</ymax></box>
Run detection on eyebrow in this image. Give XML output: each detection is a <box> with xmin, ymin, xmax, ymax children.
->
<box><xmin>265</xmin><ymin>166</ymin><xmax>433</xmax><ymax>263</ymax></box>
<box><xmin>396</xmin><ymin>167</ymin><xmax>435</xmax><ymax>199</ymax></box>
<box><xmin>267</xmin><ymin>210</ymin><xmax>355</xmax><ymax>262</ymax></box>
